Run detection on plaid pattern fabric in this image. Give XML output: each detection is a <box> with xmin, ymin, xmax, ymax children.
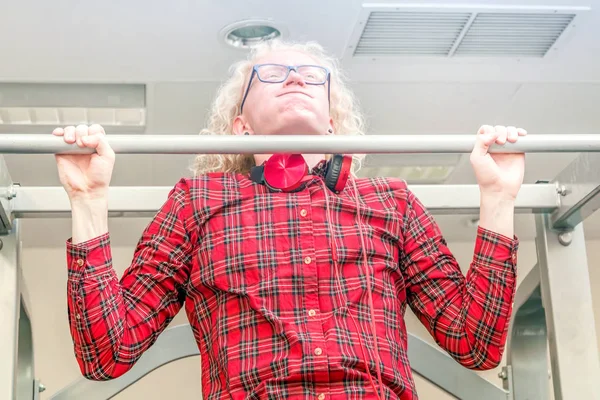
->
<box><xmin>66</xmin><ymin>162</ymin><xmax>518</xmax><ymax>400</ymax></box>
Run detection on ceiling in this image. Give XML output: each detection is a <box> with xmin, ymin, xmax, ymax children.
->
<box><xmin>0</xmin><ymin>0</ymin><xmax>599</xmax><ymax>245</ymax></box>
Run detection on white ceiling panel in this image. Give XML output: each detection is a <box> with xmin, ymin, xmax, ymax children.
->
<box><xmin>1</xmin><ymin>0</ymin><xmax>599</xmax><ymax>241</ymax></box>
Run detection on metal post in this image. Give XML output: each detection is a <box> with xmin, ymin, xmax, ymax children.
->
<box><xmin>505</xmin><ymin>264</ymin><xmax>549</xmax><ymax>400</ymax></box>
<box><xmin>0</xmin><ymin>220</ymin><xmax>20</xmax><ymax>400</ymax></box>
<box><xmin>534</xmin><ymin>214</ymin><xmax>600</xmax><ymax>399</ymax></box>
<box><xmin>18</xmin><ymin>268</ymin><xmax>36</xmax><ymax>400</ymax></box>
<box><xmin>0</xmin><ymin>155</ymin><xmax>14</xmax><ymax>234</ymax></box>
<box><xmin>550</xmin><ymin>153</ymin><xmax>600</xmax><ymax>230</ymax></box>
<box><xmin>17</xmin><ymin>293</ymin><xmax>35</xmax><ymax>400</ymax></box>
<box><xmin>0</xmin><ymin>133</ymin><xmax>600</xmax><ymax>154</ymax></box>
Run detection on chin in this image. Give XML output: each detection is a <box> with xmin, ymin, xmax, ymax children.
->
<box><xmin>272</xmin><ymin>108</ymin><xmax>328</xmax><ymax>135</ymax></box>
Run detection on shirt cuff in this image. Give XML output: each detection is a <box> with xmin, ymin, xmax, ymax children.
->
<box><xmin>66</xmin><ymin>232</ymin><xmax>113</xmax><ymax>280</ymax></box>
<box><xmin>473</xmin><ymin>226</ymin><xmax>519</xmax><ymax>273</ymax></box>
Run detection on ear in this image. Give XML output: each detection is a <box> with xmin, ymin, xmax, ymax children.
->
<box><xmin>233</xmin><ymin>115</ymin><xmax>254</xmax><ymax>136</ymax></box>
<box><xmin>328</xmin><ymin>118</ymin><xmax>335</xmax><ymax>134</ymax></box>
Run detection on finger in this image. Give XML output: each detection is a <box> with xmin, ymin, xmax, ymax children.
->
<box><xmin>506</xmin><ymin>126</ymin><xmax>518</xmax><ymax>143</ymax></box>
<box><xmin>477</xmin><ymin>125</ymin><xmax>494</xmax><ymax>135</ymax></box>
<box><xmin>63</xmin><ymin>126</ymin><xmax>76</xmax><ymax>144</ymax></box>
<box><xmin>75</xmin><ymin>124</ymin><xmax>89</xmax><ymax>148</ymax></box>
<box><xmin>52</xmin><ymin>127</ymin><xmax>64</xmax><ymax>136</ymax></box>
<box><xmin>477</xmin><ymin>125</ymin><xmax>497</xmax><ymax>144</ymax></box>
<box><xmin>494</xmin><ymin>125</ymin><xmax>507</xmax><ymax>145</ymax></box>
<box><xmin>472</xmin><ymin>125</ymin><xmax>498</xmax><ymax>157</ymax></box>
<box><xmin>517</xmin><ymin>128</ymin><xmax>527</xmax><ymax>136</ymax></box>
<box><xmin>89</xmin><ymin>124</ymin><xmax>105</xmax><ymax>136</ymax></box>
<box><xmin>82</xmin><ymin>134</ymin><xmax>115</xmax><ymax>159</ymax></box>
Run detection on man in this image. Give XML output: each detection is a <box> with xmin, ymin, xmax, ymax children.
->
<box><xmin>53</xmin><ymin>40</ymin><xmax>525</xmax><ymax>399</ymax></box>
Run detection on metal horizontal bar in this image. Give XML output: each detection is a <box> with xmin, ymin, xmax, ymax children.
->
<box><xmin>9</xmin><ymin>183</ymin><xmax>559</xmax><ymax>218</ymax></box>
<box><xmin>0</xmin><ymin>134</ymin><xmax>599</xmax><ymax>155</ymax></box>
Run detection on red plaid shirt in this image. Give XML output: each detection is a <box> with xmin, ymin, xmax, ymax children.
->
<box><xmin>66</xmin><ymin>161</ymin><xmax>518</xmax><ymax>400</ymax></box>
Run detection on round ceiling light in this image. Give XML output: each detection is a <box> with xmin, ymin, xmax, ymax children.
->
<box><xmin>220</xmin><ymin>19</ymin><xmax>287</xmax><ymax>49</ymax></box>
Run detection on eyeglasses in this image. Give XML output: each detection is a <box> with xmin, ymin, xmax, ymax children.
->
<box><xmin>240</xmin><ymin>64</ymin><xmax>331</xmax><ymax>113</ymax></box>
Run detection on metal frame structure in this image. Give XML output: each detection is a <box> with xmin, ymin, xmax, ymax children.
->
<box><xmin>1</xmin><ymin>135</ymin><xmax>600</xmax><ymax>400</ymax></box>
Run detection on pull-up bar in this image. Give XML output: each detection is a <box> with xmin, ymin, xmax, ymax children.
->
<box><xmin>0</xmin><ymin>134</ymin><xmax>599</xmax><ymax>154</ymax></box>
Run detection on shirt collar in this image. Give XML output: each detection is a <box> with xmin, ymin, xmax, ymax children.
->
<box><xmin>309</xmin><ymin>159</ymin><xmax>329</xmax><ymax>178</ymax></box>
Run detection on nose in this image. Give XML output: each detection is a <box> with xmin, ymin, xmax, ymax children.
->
<box><xmin>284</xmin><ymin>68</ymin><xmax>306</xmax><ymax>87</ymax></box>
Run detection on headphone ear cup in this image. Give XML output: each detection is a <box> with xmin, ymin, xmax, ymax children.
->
<box><xmin>263</xmin><ymin>153</ymin><xmax>308</xmax><ymax>192</ymax></box>
<box><xmin>250</xmin><ymin>165</ymin><xmax>265</xmax><ymax>185</ymax></box>
<box><xmin>325</xmin><ymin>154</ymin><xmax>351</xmax><ymax>193</ymax></box>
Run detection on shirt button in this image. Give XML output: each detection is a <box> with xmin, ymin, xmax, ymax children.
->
<box><xmin>317</xmin><ymin>394</ymin><xmax>325</xmax><ymax>400</ymax></box>
<box><xmin>76</xmin><ymin>259</ymin><xmax>84</xmax><ymax>266</ymax></box>
<box><xmin>314</xmin><ymin>347</ymin><xmax>323</xmax><ymax>356</ymax></box>
<box><xmin>76</xmin><ymin>314</ymin><xmax>81</xmax><ymax>320</ymax></box>
<box><xmin>304</xmin><ymin>256</ymin><xmax>312</xmax><ymax>264</ymax></box>
<box><xmin>300</xmin><ymin>209</ymin><xmax>308</xmax><ymax>217</ymax></box>
<box><xmin>308</xmin><ymin>309</ymin><xmax>316</xmax><ymax>317</ymax></box>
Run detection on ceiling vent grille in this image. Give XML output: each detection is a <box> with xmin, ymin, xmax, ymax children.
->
<box><xmin>354</xmin><ymin>12</ymin><xmax>472</xmax><ymax>56</ymax></box>
<box><xmin>348</xmin><ymin>4</ymin><xmax>588</xmax><ymax>58</ymax></box>
<box><xmin>454</xmin><ymin>13</ymin><xmax>575</xmax><ymax>57</ymax></box>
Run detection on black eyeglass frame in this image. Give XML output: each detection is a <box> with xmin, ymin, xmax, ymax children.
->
<box><xmin>240</xmin><ymin>64</ymin><xmax>331</xmax><ymax>113</ymax></box>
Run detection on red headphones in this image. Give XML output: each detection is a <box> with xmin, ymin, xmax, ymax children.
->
<box><xmin>250</xmin><ymin>153</ymin><xmax>352</xmax><ymax>193</ymax></box>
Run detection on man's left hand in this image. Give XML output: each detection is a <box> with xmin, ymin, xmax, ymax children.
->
<box><xmin>470</xmin><ymin>125</ymin><xmax>527</xmax><ymax>200</ymax></box>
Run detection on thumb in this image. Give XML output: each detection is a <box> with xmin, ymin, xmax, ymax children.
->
<box><xmin>81</xmin><ymin>135</ymin><xmax>115</xmax><ymax>159</ymax></box>
<box><xmin>471</xmin><ymin>125</ymin><xmax>498</xmax><ymax>158</ymax></box>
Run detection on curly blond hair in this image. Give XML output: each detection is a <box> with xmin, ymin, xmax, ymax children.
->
<box><xmin>191</xmin><ymin>39</ymin><xmax>366</xmax><ymax>176</ymax></box>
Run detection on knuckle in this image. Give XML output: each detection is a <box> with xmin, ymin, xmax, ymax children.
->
<box><xmin>75</xmin><ymin>124</ymin><xmax>89</xmax><ymax>134</ymax></box>
<box><xmin>89</xmin><ymin>124</ymin><xmax>105</xmax><ymax>134</ymax></box>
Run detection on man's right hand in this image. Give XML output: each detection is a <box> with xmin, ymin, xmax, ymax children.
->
<box><xmin>53</xmin><ymin>124</ymin><xmax>115</xmax><ymax>201</ymax></box>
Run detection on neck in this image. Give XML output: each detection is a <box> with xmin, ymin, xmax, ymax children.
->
<box><xmin>254</xmin><ymin>153</ymin><xmax>326</xmax><ymax>169</ymax></box>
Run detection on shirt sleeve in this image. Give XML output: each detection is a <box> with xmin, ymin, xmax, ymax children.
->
<box><xmin>399</xmin><ymin>188</ymin><xmax>519</xmax><ymax>370</ymax></box>
<box><xmin>66</xmin><ymin>179</ymin><xmax>195</xmax><ymax>380</ymax></box>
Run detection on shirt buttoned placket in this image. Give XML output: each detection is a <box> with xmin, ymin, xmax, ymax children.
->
<box><xmin>297</xmin><ymin>182</ymin><xmax>331</xmax><ymax>399</ymax></box>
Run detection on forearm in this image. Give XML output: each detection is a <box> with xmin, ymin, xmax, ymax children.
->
<box><xmin>68</xmin><ymin>196</ymin><xmax>153</xmax><ymax>380</ymax></box>
<box><xmin>67</xmin><ymin>265</ymin><xmax>130</xmax><ymax>380</ymax></box>
<box><xmin>478</xmin><ymin>193</ymin><xmax>515</xmax><ymax>238</ymax></box>
<box><xmin>67</xmin><ymin>241</ymin><xmax>179</xmax><ymax>381</ymax></box>
<box><xmin>66</xmin><ymin>181</ymin><xmax>193</xmax><ymax>380</ymax></box>
<box><xmin>71</xmin><ymin>197</ymin><xmax>109</xmax><ymax>244</ymax></box>
<box><xmin>403</xmin><ymin>185</ymin><xmax>519</xmax><ymax>370</ymax></box>
<box><xmin>427</xmin><ymin>260</ymin><xmax>516</xmax><ymax>370</ymax></box>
